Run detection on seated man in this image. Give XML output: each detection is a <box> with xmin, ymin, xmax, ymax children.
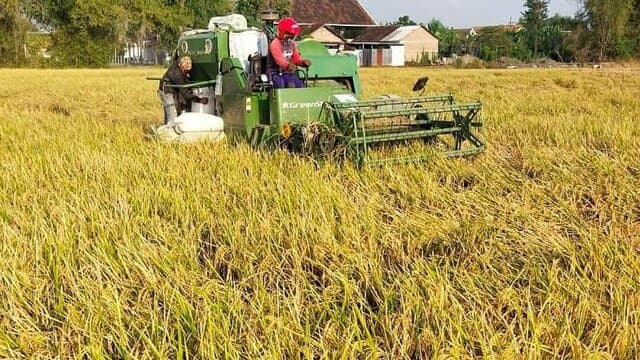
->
<box><xmin>158</xmin><ymin>55</ymin><xmax>208</xmax><ymax>124</ymax></box>
<box><xmin>267</xmin><ymin>17</ymin><xmax>312</xmax><ymax>89</ymax></box>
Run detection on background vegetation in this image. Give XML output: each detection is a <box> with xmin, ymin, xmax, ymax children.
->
<box><xmin>0</xmin><ymin>67</ymin><xmax>639</xmax><ymax>358</ymax></box>
<box><xmin>1</xmin><ymin>0</ymin><xmax>640</xmax><ymax>67</ymax></box>
<box><xmin>417</xmin><ymin>0</ymin><xmax>640</xmax><ymax>63</ymax></box>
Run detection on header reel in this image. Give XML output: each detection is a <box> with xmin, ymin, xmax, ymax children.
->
<box><xmin>318</xmin><ymin>77</ymin><xmax>485</xmax><ymax>167</ymax></box>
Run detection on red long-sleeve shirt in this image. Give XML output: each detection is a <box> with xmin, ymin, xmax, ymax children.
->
<box><xmin>269</xmin><ymin>38</ymin><xmax>304</xmax><ymax>72</ymax></box>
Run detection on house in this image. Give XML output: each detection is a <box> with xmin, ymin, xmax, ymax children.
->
<box><xmin>290</xmin><ymin>0</ymin><xmax>439</xmax><ymax>66</ymax></box>
<box><xmin>291</xmin><ymin>0</ymin><xmax>376</xmax><ymax>41</ymax></box>
<box><xmin>300</xmin><ymin>24</ymin><xmax>346</xmax><ymax>53</ymax></box>
<box><xmin>351</xmin><ymin>25</ymin><xmax>439</xmax><ymax>66</ymax></box>
<box><xmin>292</xmin><ymin>0</ymin><xmax>376</xmax><ymax>27</ymax></box>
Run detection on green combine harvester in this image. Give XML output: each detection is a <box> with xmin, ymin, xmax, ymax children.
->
<box><xmin>153</xmin><ymin>11</ymin><xmax>485</xmax><ymax>167</ymax></box>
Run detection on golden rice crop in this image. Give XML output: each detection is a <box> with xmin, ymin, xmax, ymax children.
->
<box><xmin>0</xmin><ymin>66</ymin><xmax>639</xmax><ymax>359</ymax></box>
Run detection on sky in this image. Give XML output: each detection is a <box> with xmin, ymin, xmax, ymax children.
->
<box><xmin>359</xmin><ymin>0</ymin><xmax>581</xmax><ymax>28</ymax></box>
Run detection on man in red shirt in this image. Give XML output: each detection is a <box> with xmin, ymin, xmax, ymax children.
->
<box><xmin>267</xmin><ymin>17</ymin><xmax>312</xmax><ymax>89</ymax></box>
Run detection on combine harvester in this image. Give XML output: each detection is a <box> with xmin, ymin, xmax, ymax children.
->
<box><xmin>152</xmin><ymin>11</ymin><xmax>485</xmax><ymax>167</ymax></box>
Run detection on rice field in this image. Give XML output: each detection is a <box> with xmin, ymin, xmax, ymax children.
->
<box><xmin>0</xmin><ymin>66</ymin><xmax>639</xmax><ymax>359</ymax></box>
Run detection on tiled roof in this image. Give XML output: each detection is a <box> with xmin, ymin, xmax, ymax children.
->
<box><xmin>351</xmin><ymin>26</ymin><xmax>399</xmax><ymax>42</ymax></box>
<box><xmin>291</xmin><ymin>0</ymin><xmax>376</xmax><ymax>26</ymax></box>
<box><xmin>301</xmin><ymin>23</ymin><xmax>326</xmax><ymax>35</ymax></box>
<box><xmin>301</xmin><ymin>24</ymin><xmax>346</xmax><ymax>41</ymax></box>
<box><xmin>384</xmin><ymin>26</ymin><xmax>428</xmax><ymax>41</ymax></box>
<box><xmin>301</xmin><ymin>24</ymin><xmax>344</xmax><ymax>40</ymax></box>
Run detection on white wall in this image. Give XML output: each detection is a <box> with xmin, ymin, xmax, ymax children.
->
<box><xmin>390</xmin><ymin>45</ymin><xmax>405</xmax><ymax>66</ymax></box>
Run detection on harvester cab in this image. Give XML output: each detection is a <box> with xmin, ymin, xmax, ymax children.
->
<box><xmin>150</xmin><ymin>12</ymin><xmax>485</xmax><ymax>167</ymax></box>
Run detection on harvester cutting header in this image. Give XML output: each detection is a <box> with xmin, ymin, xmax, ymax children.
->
<box><xmin>152</xmin><ymin>10</ymin><xmax>485</xmax><ymax>167</ymax></box>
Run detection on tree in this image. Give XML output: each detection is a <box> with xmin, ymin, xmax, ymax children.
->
<box><xmin>426</xmin><ymin>18</ymin><xmax>456</xmax><ymax>57</ymax></box>
<box><xmin>476</xmin><ymin>26</ymin><xmax>519</xmax><ymax>61</ymax></box>
<box><xmin>21</xmin><ymin>0</ymin><xmax>126</xmax><ymax>66</ymax></box>
<box><xmin>581</xmin><ymin>0</ymin><xmax>634</xmax><ymax>60</ymax></box>
<box><xmin>541</xmin><ymin>15</ymin><xmax>583</xmax><ymax>61</ymax></box>
<box><xmin>0</xmin><ymin>0</ymin><xmax>31</xmax><ymax>66</ymax></box>
<box><xmin>393</xmin><ymin>15</ymin><xmax>417</xmax><ymax>26</ymax></box>
<box><xmin>540</xmin><ymin>23</ymin><xmax>565</xmax><ymax>60</ymax></box>
<box><xmin>51</xmin><ymin>0</ymin><xmax>127</xmax><ymax>66</ymax></box>
<box><xmin>186</xmin><ymin>0</ymin><xmax>233</xmax><ymax>29</ymax></box>
<box><xmin>120</xmin><ymin>0</ymin><xmax>230</xmax><ymax>58</ymax></box>
<box><xmin>521</xmin><ymin>0</ymin><xmax>549</xmax><ymax>58</ymax></box>
<box><xmin>21</xmin><ymin>0</ymin><xmax>231</xmax><ymax>66</ymax></box>
<box><xmin>120</xmin><ymin>0</ymin><xmax>191</xmax><ymax>57</ymax></box>
<box><xmin>22</xmin><ymin>0</ymin><xmax>75</xmax><ymax>29</ymax></box>
<box><xmin>629</xmin><ymin>0</ymin><xmax>640</xmax><ymax>55</ymax></box>
<box><xmin>235</xmin><ymin>0</ymin><xmax>291</xmax><ymax>27</ymax></box>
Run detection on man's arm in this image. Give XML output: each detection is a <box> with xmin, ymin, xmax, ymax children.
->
<box><xmin>291</xmin><ymin>47</ymin><xmax>311</xmax><ymax>67</ymax></box>
<box><xmin>291</xmin><ymin>47</ymin><xmax>303</xmax><ymax>66</ymax></box>
<box><xmin>166</xmin><ymin>66</ymin><xmax>199</xmax><ymax>102</ymax></box>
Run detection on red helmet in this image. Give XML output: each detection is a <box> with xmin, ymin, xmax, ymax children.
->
<box><xmin>277</xmin><ymin>17</ymin><xmax>301</xmax><ymax>38</ymax></box>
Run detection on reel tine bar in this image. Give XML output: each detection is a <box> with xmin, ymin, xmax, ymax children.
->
<box><xmin>324</xmin><ymin>95</ymin><xmax>485</xmax><ymax>167</ymax></box>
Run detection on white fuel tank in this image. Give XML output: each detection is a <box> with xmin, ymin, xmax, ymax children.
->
<box><xmin>154</xmin><ymin>112</ymin><xmax>225</xmax><ymax>143</ymax></box>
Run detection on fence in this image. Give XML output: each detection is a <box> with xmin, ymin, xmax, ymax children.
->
<box><xmin>112</xmin><ymin>41</ymin><xmax>170</xmax><ymax>66</ymax></box>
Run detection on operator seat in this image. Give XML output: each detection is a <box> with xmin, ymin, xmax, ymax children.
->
<box><xmin>248</xmin><ymin>52</ymin><xmax>271</xmax><ymax>91</ymax></box>
<box><xmin>228</xmin><ymin>30</ymin><xmax>270</xmax><ymax>91</ymax></box>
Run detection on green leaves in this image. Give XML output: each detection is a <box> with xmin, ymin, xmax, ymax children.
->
<box><xmin>393</xmin><ymin>15</ymin><xmax>417</xmax><ymax>26</ymax></box>
<box><xmin>521</xmin><ymin>0</ymin><xmax>550</xmax><ymax>58</ymax></box>
<box><xmin>234</xmin><ymin>0</ymin><xmax>291</xmax><ymax>27</ymax></box>
<box><xmin>582</xmin><ymin>0</ymin><xmax>636</xmax><ymax>60</ymax></box>
<box><xmin>16</xmin><ymin>0</ymin><xmax>233</xmax><ymax>66</ymax></box>
<box><xmin>0</xmin><ymin>0</ymin><xmax>30</xmax><ymax>65</ymax></box>
<box><xmin>426</xmin><ymin>19</ymin><xmax>456</xmax><ymax>57</ymax></box>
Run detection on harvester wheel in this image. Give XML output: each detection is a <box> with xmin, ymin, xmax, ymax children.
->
<box><xmin>315</xmin><ymin>130</ymin><xmax>337</xmax><ymax>155</ymax></box>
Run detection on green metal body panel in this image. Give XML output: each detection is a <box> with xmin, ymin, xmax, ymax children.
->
<box><xmin>297</xmin><ymin>40</ymin><xmax>330</xmax><ymax>56</ymax></box>
<box><xmin>298</xmin><ymin>40</ymin><xmax>362</xmax><ymax>96</ymax></box>
<box><xmin>177</xmin><ymin>31</ymin><xmax>228</xmax><ymax>82</ymax></box>
<box><xmin>269</xmin><ymin>87</ymin><xmax>353</xmax><ymax>127</ymax></box>
<box><xmin>226</xmin><ymin>91</ymin><xmax>270</xmax><ymax>137</ymax></box>
<box><xmin>219</xmin><ymin>57</ymin><xmax>249</xmax><ymax>135</ymax></box>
